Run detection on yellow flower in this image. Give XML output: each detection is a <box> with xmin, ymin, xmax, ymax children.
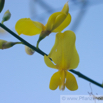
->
<box><xmin>44</xmin><ymin>30</ymin><xmax>79</xmax><ymax>90</ymax></box>
<box><xmin>15</xmin><ymin>2</ymin><xmax>71</xmax><ymax>47</ymax></box>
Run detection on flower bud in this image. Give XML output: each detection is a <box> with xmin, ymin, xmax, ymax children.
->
<box><xmin>25</xmin><ymin>45</ymin><xmax>35</xmax><ymax>55</ymax></box>
<box><xmin>0</xmin><ymin>39</ymin><xmax>22</xmax><ymax>49</ymax></box>
<box><xmin>0</xmin><ymin>27</ymin><xmax>5</xmax><ymax>34</ymax></box>
<box><xmin>0</xmin><ymin>39</ymin><xmax>7</xmax><ymax>49</ymax></box>
<box><xmin>0</xmin><ymin>0</ymin><xmax>5</xmax><ymax>13</ymax></box>
<box><xmin>61</xmin><ymin>2</ymin><xmax>69</xmax><ymax>15</ymax></box>
<box><xmin>2</xmin><ymin>10</ymin><xmax>11</xmax><ymax>23</ymax></box>
<box><xmin>102</xmin><ymin>82</ymin><xmax>103</xmax><ymax>87</ymax></box>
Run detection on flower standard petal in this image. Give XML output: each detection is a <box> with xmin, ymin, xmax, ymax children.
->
<box><xmin>66</xmin><ymin>71</ymin><xmax>78</xmax><ymax>91</ymax></box>
<box><xmin>49</xmin><ymin>30</ymin><xmax>76</xmax><ymax>70</ymax></box>
<box><xmin>49</xmin><ymin>71</ymin><xmax>61</xmax><ymax>90</ymax></box>
<box><xmin>48</xmin><ymin>32</ymin><xmax>60</xmax><ymax>68</ymax></box>
<box><xmin>15</xmin><ymin>18</ymin><xmax>44</xmax><ymax>36</ymax></box>
<box><xmin>69</xmin><ymin>46</ymin><xmax>79</xmax><ymax>69</ymax></box>
<box><xmin>44</xmin><ymin>55</ymin><xmax>56</xmax><ymax>69</ymax></box>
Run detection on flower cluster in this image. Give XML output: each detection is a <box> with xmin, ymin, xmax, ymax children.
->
<box><xmin>15</xmin><ymin>2</ymin><xmax>79</xmax><ymax>91</ymax></box>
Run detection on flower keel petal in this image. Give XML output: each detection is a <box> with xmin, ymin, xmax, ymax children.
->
<box><xmin>53</xmin><ymin>13</ymin><xmax>71</xmax><ymax>32</ymax></box>
<box><xmin>45</xmin><ymin>12</ymin><xmax>67</xmax><ymax>31</ymax></box>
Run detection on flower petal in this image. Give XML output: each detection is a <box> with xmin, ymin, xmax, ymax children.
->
<box><xmin>45</xmin><ymin>12</ymin><xmax>66</xmax><ymax>31</ymax></box>
<box><xmin>69</xmin><ymin>46</ymin><xmax>79</xmax><ymax>69</ymax></box>
<box><xmin>61</xmin><ymin>2</ymin><xmax>69</xmax><ymax>15</ymax></box>
<box><xmin>53</xmin><ymin>13</ymin><xmax>71</xmax><ymax>32</ymax></box>
<box><xmin>44</xmin><ymin>55</ymin><xmax>56</xmax><ymax>69</ymax></box>
<box><xmin>49</xmin><ymin>71</ymin><xmax>61</xmax><ymax>90</ymax></box>
<box><xmin>59</xmin><ymin>70</ymin><xmax>66</xmax><ymax>90</ymax></box>
<box><xmin>51</xmin><ymin>13</ymin><xmax>66</xmax><ymax>31</ymax></box>
<box><xmin>49</xmin><ymin>30</ymin><xmax>78</xmax><ymax>70</ymax></box>
<box><xmin>15</xmin><ymin>18</ymin><xmax>44</xmax><ymax>36</ymax></box>
<box><xmin>66</xmin><ymin>71</ymin><xmax>78</xmax><ymax>91</ymax></box>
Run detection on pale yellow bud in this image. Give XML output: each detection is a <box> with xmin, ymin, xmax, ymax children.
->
<box><xmin>0</xmin><ymin>39</ymin><xmax>7</xmax><ymax>49</ymax></box>
<box><xmin>25</xmin><ymin>45</ymin><xmax>35</xmax><ymax>55</ymax></box>
<box><xmin>61</xmin><ymin>2</ymin><xmax>69</xmax><ymax>15</ymax></box>
<box><xmin>2</xmin><ymin>10</ymin><xmax>11</xmax><ymax>23</ymax></box>
<box><xmin>0</xmin><ymin>39</ymin><xmax>22</xmax><ymax>49</ymax></box>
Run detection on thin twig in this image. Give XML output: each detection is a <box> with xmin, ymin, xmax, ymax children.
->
<box><xmin>70</xmin><ymin>70</ymin><xmax>103</xmax><ymax>88</ymax></box>
<box><xmin>0</xmin><ymin>23</ymin><xmax>47</xmax><ymax>56</ymax></box>
<box><xmin>0</xmin><ymin>23</ymin><xmax>103</xmax><ymax>89</ymax></box>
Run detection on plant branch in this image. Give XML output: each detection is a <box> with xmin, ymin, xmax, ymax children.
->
<box><xmin>70</xmin><ymin>70</ymin><xmax>103</xmax><ymax>88</ymax></box>
<box><xmin>0</xmin><ymin>23</ymin><xmax>47</xmax><ymax>56</ymax></box>
<box><xmin>0</xmin><ymin>23</ymin><xmax>103</xmax><ymax>89</ymax></box>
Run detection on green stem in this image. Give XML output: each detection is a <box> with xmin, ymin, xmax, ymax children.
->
<box><xmin>0</xmin><ymin>23</ymin><xmax>47</xmax><ymax>56</ymax></box>
<box><xmin>70</xmin><ymin>70</ymin><xmax>103</xmax><ymax>88</ymax></box>
<box><xmin>36</xmin><ymin>39</ymin><xmax>40</xmax><ymax>49</ymax></box>
<box><xmin>0</xmin><ymin>23</ymin><xmax>103</xmax><ymax>88</ymax></box>
<box><xmin>15</xmin><ymin>42</ymin><xmax>23</xmax><ymax>44</ymax></box>
<box><xmin>1</xmin><ymin>20</ymin><xmax>3</xmax><ymax>24</ymax></box>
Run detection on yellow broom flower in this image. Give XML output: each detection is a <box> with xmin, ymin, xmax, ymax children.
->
<box><xmin>15</xmin><ymin>2</ymin><xmax>71</xmax><ymax>48</ymax></box>
<box><xmin>44</xmin><ymin>30</ymin><xmax>79</xmax><ymax>90</ymax></box>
